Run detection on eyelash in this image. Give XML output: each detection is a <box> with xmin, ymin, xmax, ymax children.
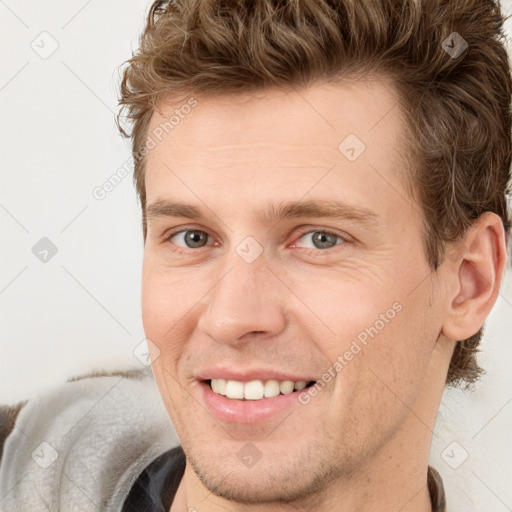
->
<box><xmin>164</xmin><ymin>227</ymin><xmax>348</xmax><ymax>256</ymax></box>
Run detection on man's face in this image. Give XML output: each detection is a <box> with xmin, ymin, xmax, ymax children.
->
<box><xmin>141</xmin><ymin>80</ymin><xmax>450</xmax><ymax>504</ymax></box>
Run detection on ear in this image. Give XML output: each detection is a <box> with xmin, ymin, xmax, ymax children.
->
<box><xmin>441</xmin><ymin>212</ymin><xmax>508</xmax><ymax>341</ymax></box>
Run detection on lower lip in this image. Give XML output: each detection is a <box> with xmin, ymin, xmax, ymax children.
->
<box><xmin>197</xmin><ymin>380</ymin><xmax>313</xmax><ymax>424</ymax></box>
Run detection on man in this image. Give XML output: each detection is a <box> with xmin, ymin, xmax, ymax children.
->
<box><xmin>0</xmin><ymin>0</ymin><xmax>510</xmax><ymax>511</ymax></box>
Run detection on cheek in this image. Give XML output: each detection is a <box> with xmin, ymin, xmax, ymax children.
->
<box><xmin>141</xmin><ymin>263</ymin><xmax>194</xmax><ymax>420</ymax></box>
<box><xmin>291</xmin><ymin>257</ymin><xmax>438</xmax><ymax>385</ymax></box>
<box><xmin>332</xmin><ymin>279</ymin><xmax>440</xmax><ymax>415</ymax></box>
<box><xmin>141</xmin><ymin>257</ymin><xmax>199</xmax><ymax>336</ymax></box>
<box><xmin>141</xmin><ymin>258</ymin><xmax>221</xmax><ymax>380</ymax></box>
<box><xmin>319</xmin><ymin>293</ymin><xmax>440</xmax><ymax>452</ymax></box>
<box><xmin>282</xmin><ymin>267</ymin><xmax>400</xmax><ymax>356</ymax></box>
<box><xmin>141</xmin><ymin>262</ymin><xmax>189</xmax><ymax>370</ymax></box>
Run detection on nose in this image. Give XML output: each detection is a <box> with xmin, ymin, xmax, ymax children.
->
<box><xmin>196</xmin><ymin>257</ymin><xmax>287</xmax><ymax>346</ymax></box>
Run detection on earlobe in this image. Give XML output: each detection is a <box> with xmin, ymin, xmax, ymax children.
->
<box><xmin>441</xmin><ymin>212</ymin><xmax>507</xmax><ymax>341</ymax></box>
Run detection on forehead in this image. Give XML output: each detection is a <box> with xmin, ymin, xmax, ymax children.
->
<box><xmin>143</xmin><ymin>78</ymin><xmax>411</xmax><ymax>220</ymax></box>
<box><xmin>148</xmin><ymin>78</ymin><xmax>404</xmax><ymax>151</ymax></box>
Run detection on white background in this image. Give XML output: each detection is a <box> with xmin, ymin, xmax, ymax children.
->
<box><xmin>1</xmin><ymin>1</ymin><xmax>511</xmax><ymax>510</ymax></box>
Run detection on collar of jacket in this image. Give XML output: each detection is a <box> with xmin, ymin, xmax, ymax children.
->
<box><xmin>428</xmin><ymin>465</ymin><xmax>447</xmax><ymax>512</ymax></box>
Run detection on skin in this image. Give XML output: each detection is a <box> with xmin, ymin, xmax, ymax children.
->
<box><xmin>140</xmin><ymin>78</ymin><xmax>506</xmax><ymax>512</ymax></box>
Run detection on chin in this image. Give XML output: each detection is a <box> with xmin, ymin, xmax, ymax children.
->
<box><xmin>184</xmin><ymin>441</ymin><xmax>342</xmax><ymax>507</ymax></box>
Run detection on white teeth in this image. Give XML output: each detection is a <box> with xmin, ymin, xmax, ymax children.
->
<box><xmin>211</xmin><ymin>378</ymin><xmax>227</xmax><ymax>395</ymax></box>
<box><xmin>225</xmin><ymin>380</ymin><xmax>244</xmax><ymax>399</ymax></box>
<box><xmin>264</xmin><ymin>379</ymin><xmax>280</xmax><ymax>398</ymax></box>
<box><xmin>216</xmin><ymin>378</ymin><xmax>227</xmax><ymax>395</ymax></box>
<box><xmin>210</xmin><ymin>378</ymin><xmax>312</xmax><ymax>400</ymax></box>
<box><xmin>294</xmin><ymin>380</ymin><xmax>307</xmax><ymax>390</ymax></box>
<box><xmin>244</xmin><ymin>380</ymin><xmax>264</xmax><ymax>400</ymax></box>
<box><xmin>279</xmin><ymin>381</ymin><xmax>295</xmax><ymax>394</ymax></box>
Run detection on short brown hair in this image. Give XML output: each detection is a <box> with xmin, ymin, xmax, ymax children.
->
<box><xmin>117</xmin><ymin>0</ymin><xmax>512</xmax><ymax>387</ymax></box>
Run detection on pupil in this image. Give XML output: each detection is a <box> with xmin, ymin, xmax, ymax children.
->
<box><xmin>186</xmin><ymin>230</ymin><xmax>207</xmax><ymax>248</ymax></box>
<box><xmin>313</xmin><ymin>232</ymin><xmax>336</xmax><ymax>249</ymax></box>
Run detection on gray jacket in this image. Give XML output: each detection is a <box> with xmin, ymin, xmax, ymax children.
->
<box><xmin>0</xmin><ymin>368</ymin><xmax>180</xmax><ymax>511</ymax></box>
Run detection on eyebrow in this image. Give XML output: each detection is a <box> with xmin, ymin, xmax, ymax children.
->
<box><xmin>145</xmin><ymin>199</ymin><xmax>379</xmax><ymax>226</ymax></box>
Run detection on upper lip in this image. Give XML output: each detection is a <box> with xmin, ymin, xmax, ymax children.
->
<box><xmin>195</xmin><ymin>367</ymin><xmax>317</xmax><ymax>383</ymax></box>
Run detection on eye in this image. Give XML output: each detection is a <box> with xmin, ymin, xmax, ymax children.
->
<box><xmin>164</xmin><ymin>227</ymin><xmax>346</xmax><ymax>254</ymax></box>
<box><xmin>293</xmin><ymin>229</ymin><xmax>346</xmax><ymax>250</ymax></box>
<box><xmin>167</xmin><ymin>229</ymin><xmax>211</xmax><ymax>249</ymax></box>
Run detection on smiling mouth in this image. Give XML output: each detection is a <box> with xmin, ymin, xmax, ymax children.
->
<box><xmin>205</xmin><ymin>378</ymin><xmax>316</xmax><ymax>401</ymax></box>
